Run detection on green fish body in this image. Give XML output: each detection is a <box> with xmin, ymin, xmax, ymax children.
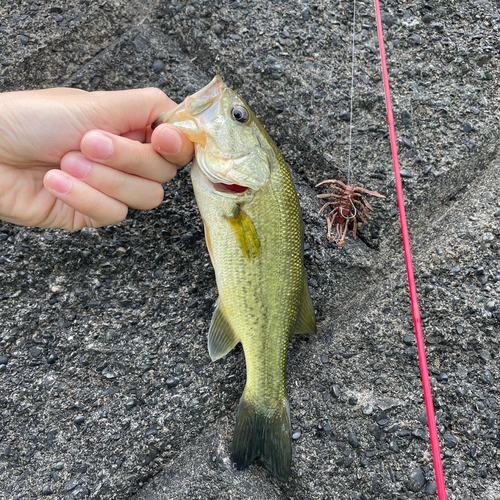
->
<box><xmin>154</xmin><ymin>76</ymin><xmax>316</xmax><ymax>481</ymax></box>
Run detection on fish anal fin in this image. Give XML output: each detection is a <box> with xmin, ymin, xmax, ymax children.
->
<box><xmin>224</xmin><ymin>205</ymin><xmax>261</xmax><ymax>260</ymax></box>
<box><xmin>208</xmin><ymin>301</ymin><xmax>239</xmax><ymax>361</ymax></box>
<box><xmin>292</xmin><ymin>275</ymin><xmax>317</xmax><ymax>336</ymax></box>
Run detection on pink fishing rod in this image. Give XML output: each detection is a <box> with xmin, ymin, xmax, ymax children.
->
<box><xmin>373</xmin><ymin>1</ymin><xmax>448</xmax><ymax>498</ymax></box>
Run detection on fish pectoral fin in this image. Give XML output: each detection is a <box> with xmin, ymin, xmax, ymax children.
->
<box><xmin>203</xmin><ymin>221</ymin><xmax>214</xmax><ymax>266</ymax></box>
<box><xmin>292</xmin><ymin>275</ymin><xmax>317</xmax><ymax>336</ymax></box>
<box><xmin>224</xmin><ymin>205</ymin><xmax>261</xmax><ymax>260</ymax></box>
<box><xmin>208</xmin><ymin>301</ymin><xmax>239</xmax><ymax>361</ymax></box>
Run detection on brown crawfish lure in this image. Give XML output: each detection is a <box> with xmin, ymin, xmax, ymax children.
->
<box><xmin>316</xmin><ymin>179</ymin><xmax>385</xmax><ymax>245</ymax></box>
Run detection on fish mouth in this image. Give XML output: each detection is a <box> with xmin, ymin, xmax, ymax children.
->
<box><xmin>152</xmin><ymin>76</ymin><xmax>226</xmax><ymax>132</ymax></box>
<box><xmin>213</xmin><ymin>183</ymin><xmax>250</xmax><ymax>194</ymax></box>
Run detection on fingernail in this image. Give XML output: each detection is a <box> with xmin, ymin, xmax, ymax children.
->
<box><xmin>64</xmin><ymin>153</ymin><xmax>92</xmax><ymax>179</ymax></box>
<box><xmin>157</xmin><ymin>125</ymin><xmax>182</xmax><ymax>154</ymax></box>
<box><xmin>82</xmin><ymin>131</ymin><xmax>114</xmax><ymax>160</ymax></box>
<box><xmin>45</xmin><ymin>171</ymin><xmax>72</xmax><ymax>194</ymax></box>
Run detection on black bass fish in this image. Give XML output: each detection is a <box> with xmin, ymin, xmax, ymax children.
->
<box><xmin>154</xmin><ymin>76</ymin><xmax>316</xmax><ymax>481</ymax></box>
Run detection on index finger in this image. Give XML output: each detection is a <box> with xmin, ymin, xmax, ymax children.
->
<box><xmin>88</xmin><ymin>88</ymin><xmax>178</xmax><ymax>135</ymax></box>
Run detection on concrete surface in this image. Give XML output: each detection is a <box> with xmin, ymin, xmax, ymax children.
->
<box><xmin>0</xmin><ymin>1</ymin><xmax>499</xmax><ymax>499</ymax></box>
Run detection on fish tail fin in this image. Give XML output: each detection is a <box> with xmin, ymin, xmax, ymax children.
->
<box><xmin>231</xmin><ymin>392</ymin><xmax>291</xmax><ymax>482</ymax></box>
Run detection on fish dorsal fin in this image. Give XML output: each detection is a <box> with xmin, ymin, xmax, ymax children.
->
<box><xmin>208</xmin><ymin>301</ymin><xmax>239</xmax><ymax>361</ymax></box>
<box><xmin>292</xmin><ymin>275</ymin><xmax>317</xmax><ymax>336</ymax></box>
<box><xmin>224</xmin><ymin>205</ymin><xmax>261</xmax><ymax>260</ymax></box>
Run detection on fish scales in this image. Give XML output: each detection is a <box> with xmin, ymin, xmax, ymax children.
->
<box><xmin>197</xmin><ymin>140</ymin><xmax>303</xmax><ymax>408</ymax></box>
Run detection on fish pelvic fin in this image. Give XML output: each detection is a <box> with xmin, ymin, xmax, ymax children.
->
<box><xmin>231</xmin><ymin>393</ymin><xmax>291</xmax><ymax>482</ymax></box>
<box><xmin>208</xmin><ymin>301</ymin><xmax>239</xmax><ymax>361</ymax></box>
<box><xmin>224</xmin><ymin>204</ymin><xmax>261</xmax><ymax>261</ymax></box>
<box><xmin>292</xmin><ymin>274</ymin><xmax>317</xmax><ymax>336</ymax></box>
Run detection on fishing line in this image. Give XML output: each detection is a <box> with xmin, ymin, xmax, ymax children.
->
<box><xmin>346</xmin><ymin>0</ymin><xmax>357</xmax><ymax>186</ymax></box>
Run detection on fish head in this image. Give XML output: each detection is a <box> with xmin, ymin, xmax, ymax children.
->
<box><xmin>153</xmin><ymin>76</ymin><xmax>270</xmax><ymax>196</ymax></box>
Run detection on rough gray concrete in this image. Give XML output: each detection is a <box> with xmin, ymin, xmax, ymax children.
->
<box><xmin>0</xmin><ymin>0</ymin><xmax>499</xmax><ymax>499</ymax></box>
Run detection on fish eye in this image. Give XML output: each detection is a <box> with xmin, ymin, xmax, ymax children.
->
<box><xmin>231</xmin><ymin>105</ymin><xmax>249</xmax><ymax>124</ymax></box>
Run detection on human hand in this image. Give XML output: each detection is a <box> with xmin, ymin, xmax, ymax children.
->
<box><xmin>0</xmin><ymin>87</ymin><xmax>193</xmax><ymax>230</ymax></box>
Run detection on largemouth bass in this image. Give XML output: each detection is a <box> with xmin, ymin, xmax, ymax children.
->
<box><xmin>154</xmin><ymin>76</ymin><xmax>316</xmax><ymax>481</ymax></box>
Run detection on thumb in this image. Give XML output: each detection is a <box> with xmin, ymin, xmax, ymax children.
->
<box><xmin>151</xmin><ymin>124</ymin><xmax>194</xmax><ymax>167</ymax></box>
